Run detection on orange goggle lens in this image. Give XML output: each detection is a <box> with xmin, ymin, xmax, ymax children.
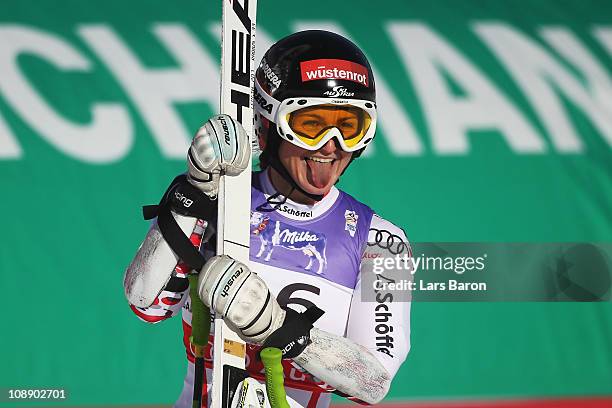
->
<box><xmin>287</xmin><ymin>105</ymin><xmax>372</xmax><ymax>148</ymax></box>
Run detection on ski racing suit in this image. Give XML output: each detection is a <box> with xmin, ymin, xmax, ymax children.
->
<box><xmin>130</xmin><ymin>169</ymin><xmax>411</xmax><ymax>408</ymax></box>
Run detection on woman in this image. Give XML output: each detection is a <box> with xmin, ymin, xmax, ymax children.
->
<box><xmin>127</xmin><ymin>30</ymin><xmax>411</xmax><ymax>408</ymax></box>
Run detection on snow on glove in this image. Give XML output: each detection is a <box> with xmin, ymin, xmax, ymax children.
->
<box><xmin>187</xmin><ymin>114</ymin><xmax>251</xmax><ymax>198</ymax></box>
<box><xmin>197</xmin><ymin>255</ymin><xmax>285</xmax><ymax>344</ymax></box>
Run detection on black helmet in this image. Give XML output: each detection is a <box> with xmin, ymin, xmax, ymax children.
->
<box><xmin>254</xmin><ymin>30</ymin><xmax>377</xmax><ymax>200</ymax></box>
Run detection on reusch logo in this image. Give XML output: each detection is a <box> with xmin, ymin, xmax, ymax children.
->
<box><xmin>218</xmin><ymin>115</ymin><xmax>231</xmax><ymax>145</ymax></box>
<box><xmin>220</xmin><ymin>267</ymin><xmax>244</xmax><ymax>297</ymax></box>
<box><xmin>280</xmin><ymin>335</ymin><xmax>309</xmax><ymax>356</ymax></box>
<box><xmin>300</xmin><ymin>59</ymin><xmax>369</xmax><ymax>86</ymax></box>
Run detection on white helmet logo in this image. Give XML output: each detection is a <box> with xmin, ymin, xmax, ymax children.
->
<box><xmin>323</xmin><ymin>86</ymin><xmax>355</xmax><ymax>98</ymax></box>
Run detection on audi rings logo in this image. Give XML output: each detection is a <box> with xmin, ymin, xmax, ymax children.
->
<box><xmin>368</xmin><ymin>228</ymin><xmax>410</xmax><ymax>255</ymax></box>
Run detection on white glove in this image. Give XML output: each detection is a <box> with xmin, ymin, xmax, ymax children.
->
<box><xmin>187</xmin><ymin>114</ymin><xmax>251</xmax><ymax>198</ymax></box>
<box><xmin>197</xmin><ymin>255</ymin><xmax>285</xmax><ymax>344</ymax></box>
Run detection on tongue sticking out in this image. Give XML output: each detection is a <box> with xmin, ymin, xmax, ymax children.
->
<box><xmin>306</xmin><ymin>159</ymin><xmax>333</xmax><ymax>189</ymax></box>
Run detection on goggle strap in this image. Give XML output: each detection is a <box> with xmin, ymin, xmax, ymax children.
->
<box><xmin>255</xmin><ymin>191</ymin><xmax>287</xmax><ymax>213</ymax></box>
<box><xmin>254</xmin><ymin>79</ymin><xmax>281</xmax><ymax>122</ymax></box>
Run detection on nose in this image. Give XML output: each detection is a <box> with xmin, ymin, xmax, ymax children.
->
<box><xmin>318</xmin><ymin>138</ymin><xmax>339</xmax><ymax>155</ymax></box>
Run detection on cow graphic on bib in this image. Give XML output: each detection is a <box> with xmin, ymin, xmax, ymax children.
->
<box><xmin>251</xmin><ymin>211</ymin><xmax>328</xmax><ymax>275</ymax></box>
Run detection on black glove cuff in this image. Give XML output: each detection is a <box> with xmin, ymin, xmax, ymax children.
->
<box><xmin>141</xmin><ymin>174</ymin><xmax>217</xmax><ymax>272</ymax></box>
<box><xmin>143</xmin><ymin>174</ymin><xmax>217</xmax><ymax>220</ymax></box>
<box><xmin>260</xmin><ymin>306</ymin><xmax>324</xmax><ymax>359</ymax></box>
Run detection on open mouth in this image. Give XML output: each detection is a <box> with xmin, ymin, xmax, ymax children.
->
<box><xmin>305</xmin><ymin>156</ymin><xmax>335</xmax><ymax>164</ymax></box>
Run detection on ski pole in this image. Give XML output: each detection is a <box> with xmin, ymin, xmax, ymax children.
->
<box><xmin>189</xmin><ymin>274</ymin><xmax>211</xmax><ymax>408</ymax></box>
<box><xmin>181</xmin><ymin>219</ymin><xmax>210</xmax><ymax>408</ymax></box>
<box><xmin>260</xmin><ymin>347</ymin><xmax>290</xmax><ymax>408</ymax></box>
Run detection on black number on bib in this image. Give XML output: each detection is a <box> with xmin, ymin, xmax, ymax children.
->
<box><xmin>277</xmin><ymin>283</ymin><xmax>320</xmax><ymax>310</ymax></box>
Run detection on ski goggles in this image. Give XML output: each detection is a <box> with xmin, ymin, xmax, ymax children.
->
<box><xmin>275</xmin><ymin>98</ymin><xmax>377</xmax><ymax>152</ymax></box>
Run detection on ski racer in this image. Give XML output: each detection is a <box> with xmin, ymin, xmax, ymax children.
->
<box><xmin>125</xmin><ymin>30</ymin><xmax>411</xmax><ymax>408</ymax></box>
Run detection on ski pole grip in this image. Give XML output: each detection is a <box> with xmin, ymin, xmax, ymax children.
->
<box><xmin>260</xmin><ymin>347</ymin><xmax>290</xmax><ymax>408</ymax></box>
<box><xmin>188</xmin><ymin>274</ymin><xmax>211</xmax><ymax>356</ymax></box>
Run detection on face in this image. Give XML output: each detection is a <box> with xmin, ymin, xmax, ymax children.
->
<box><xmin>277</xmin><ymin>138</ymin><xmax>353</xmax><ymax>199</ymax></box>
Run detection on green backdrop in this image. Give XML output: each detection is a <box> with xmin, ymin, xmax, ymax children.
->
<box><xmin>1</xmin><ymin>0</ymin><xmax>611</xmax><ymax>406</ymax></box>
